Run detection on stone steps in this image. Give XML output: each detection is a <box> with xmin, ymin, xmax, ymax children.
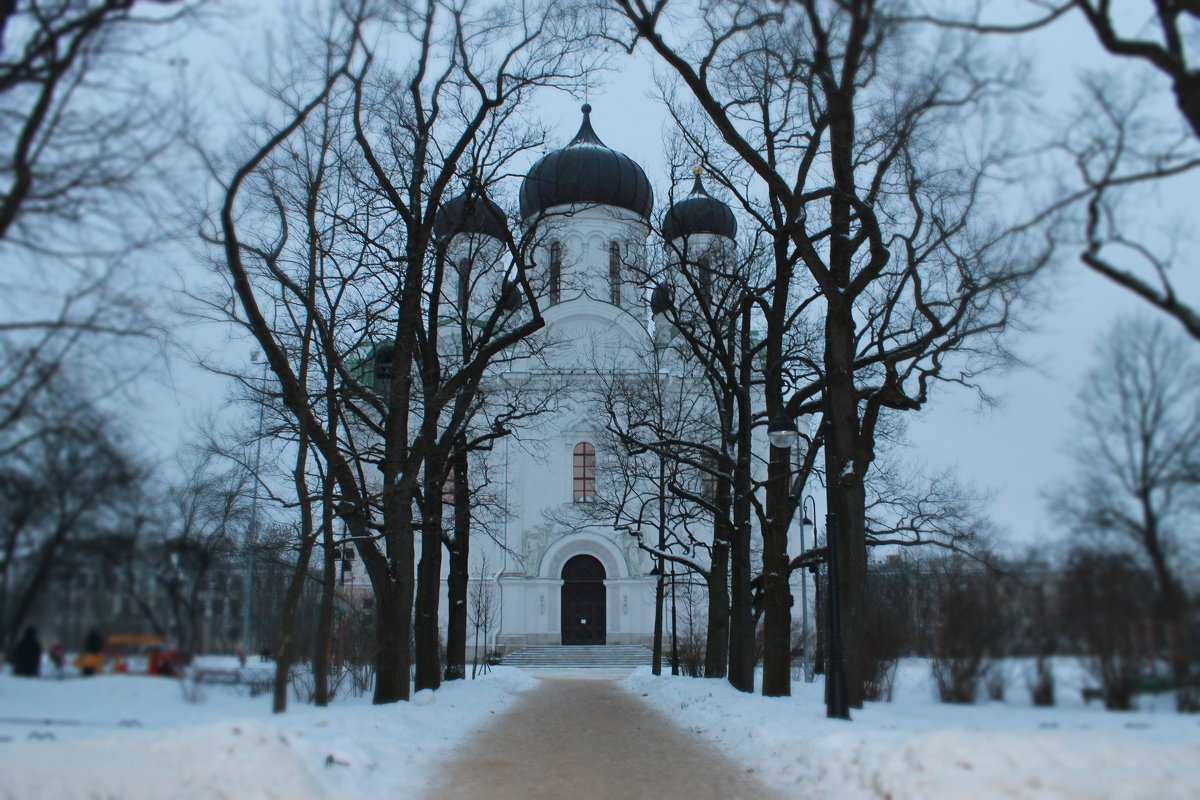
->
<box><xmin>501</xmin><ymin>645</ymin><xmax>652</xmax><ymax>669</ymax></box>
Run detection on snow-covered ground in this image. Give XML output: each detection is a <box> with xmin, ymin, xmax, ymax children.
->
<box><xmin>0</xmin><ymin>664</ymin><xmax>536</xmax><ymax>799</ymax></box>
<box><xmin>4</xmin><ymin>656</ymin><xmax>1199</xmax><ymax>799</ymax></box>
<box><xmin>625</xmin><ymin>659</ymin><xmax>1200</xmax><ymax>799</ymax></box>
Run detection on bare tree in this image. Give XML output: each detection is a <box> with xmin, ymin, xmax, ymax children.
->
<box><xmin>892</xmin><ymin>2</ymin><xmax>1200</xmax><ymax>338</ymax></box>
<box><xmin>1051</xmin><ymin>316</ymin><xmax>1200</xmax><ymax>710</ymax></box>
<box><xmin>865</xmin><ymin>464</ymin><xmax>994</xmax><ymax>554</ymax></box>
<box><xmin>927</xmin><ymin>554</ymin><xmax>1009</xmax><ymax>704</ymax></box>
<box><xmin>0</xmin><ymin>382</ymin><xmax>138</xmax><ymax>652</ymax></box>
<box><xmin>605</xmin><ymin>0</ymin><xmax>1043</xmax><ymax>705</ymax></box>
<box><xmin>117</xmin><ymin>455</ymin><xmax>250</xmax><ymax>663</ymax></box>
<box><xmin>0</xmin><ymin>0</ymin><xmax>186</xmax><ymax>427</ymax></box>
<box><xmin>580</xmin><ymin>321</ymin><xmax>749</xmax><ymax>686</ymax></box>
<box><xmin>209</xmin><ymin>0</ymin><xmax>589</xmax><ymax>703</ymax></box>
<box><xmin>467</xmin><ymin>550</ymin><xmax>500</xmax><ymax>678</ymax></box>
<box><xmin>0</xmin><ymin>0</ymin><xmax>194</xmax><ymax>247</ymax></box>
<box><xmin>1060</xmin><ymin>548</ymin><xmax>1157</xmax><ymax>711</ymax></box>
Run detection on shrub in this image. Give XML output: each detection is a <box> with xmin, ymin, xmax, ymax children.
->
<box><xmin>1026</xmin><ymin>656</ymin><xmax>1055</xmax><ymax>706</ymax></box>
<box><xmin>1060</xmin><ymin>550</ymin><xmax>1154</xmax><ymax>711</ymax></box>
<box><xmin>984</xmin><ymin>662</ymin><xmax>1006</xmax><ymax>702</ymax></box>
<box><xmin>862</xmin><ymin>581</ymin><xmax>907</xmax><ymax>702</ymax></box>
<box><xmin>929</xmin><ymin>557</ymin><xmax>1008</xmax><ymax>704</ymax></box>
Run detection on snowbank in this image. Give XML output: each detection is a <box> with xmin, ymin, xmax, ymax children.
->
<box><xmin>0</xmin><ymin>667</ymin><xmax>536</xmax><ymax>799</ymax></box>
<box><xmin>624</xmin><ymin>660</ymin><xmax>1200</xmax><ymax>799</ymax></box>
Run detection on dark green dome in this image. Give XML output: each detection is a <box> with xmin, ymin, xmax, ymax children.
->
<box><xmin>662</xmin><ymin>173</ymin><xmax>736</xmax><ymax>241</ymax></box>
<box><xmin>434</xmin><ymin>190</ymin><xmax>508</xmax><ymax>241</ymax></box>
<box><xmin>519</xmin><ymin>105</ymin><xmax>653</xmax><ymax>222</ymax></box>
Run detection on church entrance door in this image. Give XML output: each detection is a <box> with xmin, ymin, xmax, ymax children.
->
<box><xmin>560</xmin><ymin>555</ymin><xmax>606</xmax><ymax>645</ymax></box>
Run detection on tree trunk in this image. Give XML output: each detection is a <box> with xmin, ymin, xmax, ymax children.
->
<box><xmin>652</xmin><ymin>454</ymin><xmax>666</xmax><ymax>676</ymax></box>
<box><xmin>727</xmin><ymin>309</ymin><xmax>756</xmax><ymax>693</ymax></box>
<box><xmin>652</xmin><ymin>566</ymin><xmax>665</xmax><ymax>675</ymax></box>
<box><xmin>373</xmin><ymin>583</ymin><xmax>408</xmax><ymax>703</ymax></box>
<box><xmin>444</xmin><ymin>538</ymin><xmax>468</xmax><ymax>681</ymax></box>
<box><xmin>761</xmin><ymin>442</ymin><xmax>792</xmax><ymax>696</ymax></box>
<box><xmin>814</xmin><ymin>565</ymin><xmax>826</xmax><ymax>675</ymax></box>
<box><xmin>704</xmin><ymin>538</ymin><xmax>730</xmax><ymax>679</ymax></box>
<box><xmin>825</xmin><ymin>295</ymin><xmax>868</xmax><ymax>708</ymax></box>
<box><xmin>414</xmin><ymin>453</ymin><xmax>445</xmax><ymax>692</ymax></box>
<box><xmin>443</xmin><ymin>447</ymin><xmax>470</xmax><ymax>682</ymax></box>
<box><xmin>272</xmin><ymin>532</ymin><xmax>314</xmax><ymax>713</ymax></box>
<box><xmin>313</xmin><ymin>513</ymin><xmax>336</xmax><ymax>707</ymax></box>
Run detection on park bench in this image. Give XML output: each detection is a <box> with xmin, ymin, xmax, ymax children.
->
<box><xmin>193</xmin><ymin>667</ymin><xmax>274</xmax><ymax>696</ymax></box>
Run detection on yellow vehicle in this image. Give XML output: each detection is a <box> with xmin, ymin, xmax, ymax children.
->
<box><xmin>73</xmin><ymin>633</ymin><xmax>169</xmax><ymax>675</ymax></box>
<box><xmin>107</xmin><ymin>633</ymin><xmax>174</xmax><ymax>675</ymax></box>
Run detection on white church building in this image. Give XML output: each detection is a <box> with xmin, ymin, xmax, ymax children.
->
<box><xmin>351</xmin><ymin>105</ymin><xmax>759</xmax><ymax>652</ymax></box>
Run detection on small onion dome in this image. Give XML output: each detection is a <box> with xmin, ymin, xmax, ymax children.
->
<box><xmin>650</xmin><ymin>282</ymin><xmax>673</xmax><ymax>315</ymax></box>
<box><xmin>497</xmin><ymin>279</ymin><xmax>522</xmax><ymax>313</ymax></box>
<box><xmin>519</xmin><ymin>104</ymin><xmax>654</xmax><ymax>222</ymax></box>
<box><xmin>661</xmin><ymin>171</ymin><xmax>737</xmax><ymax>242</ymax></box>
<box><xmin>433</xmin><ymin>190</ymin><xmax>508</xmax><ymax>242</ymax></box>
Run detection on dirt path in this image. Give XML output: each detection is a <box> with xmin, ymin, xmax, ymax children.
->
<box><xmin>419</xmin><ymin>673</ymin><xmax>779</xmax><ymax>800</ymax></box>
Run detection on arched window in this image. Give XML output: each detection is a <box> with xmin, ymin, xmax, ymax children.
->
<box><xmin>373</xmin><ymin>345</ymin><xmax>394</xmax><ymax>394</ymax></box>
<box><xmin>457</xmin><ymin>257</ymin><xmax>472</xmax><ymax>311</ymax></box>
<box><xmin>609</xmin><ymin>241</ymin><xmax>621</xmax><ymax>305</ymax></box>
<box><xmin>697</xmin><ymin>253</ymin><xmax>712</xmax><ymax>299</ymax></box>
<box><xmin>549</xmin><ymin>242</ymin><xmax>562</xmax><ymax>305</ymax></box>
<box><xmin>573</xmin><ymin>442</ymin><xmax>596</xmax><ymax>503</ymax></box>
<box><xmin>700</xmin><ymin>458</ymin><xmax>718</xmax><ymax>502</ymax></box>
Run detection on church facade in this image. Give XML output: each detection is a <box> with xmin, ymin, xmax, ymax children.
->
<box><xmin>349</xmin><ymin>105</ymin><xmax>750</xmax><ymax>652</ymax></box>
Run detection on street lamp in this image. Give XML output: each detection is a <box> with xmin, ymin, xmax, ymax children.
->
<box><xmin>767</xmin><ymin>411</ymin><xmax>800</xmax><ymax>449</ymax></box>
<box><xmin>243</xmin><ymin>351</ymin><xmax>268</xmax><ymax>657</ymax></box>
<box><xmin>669</xmin><ymin>561</ymin><xmax>679</xmax><ymax>675</ymax></box>
<box><xmin>648</xmin><ymin>564</ymin><xmax>679</xmax><ymax>675</ymax></box>
<box><xmin>800</xmin><ymin>495</ymin><xmax>817</xmax><ymax>683</ymax></box>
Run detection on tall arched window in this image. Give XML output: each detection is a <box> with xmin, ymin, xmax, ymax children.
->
<box><xmin>609</xmin><ymin>241</ymin><xmax>621</xmax><ymax>305</ymax></box>
<box><xmin>373</xmin><ymin>345</ymin><xmax>394</xmax><ymax>395</ymax></box>
<box><xmin>549</xmin><ymin>242</ymin><xmax>562</xmax><ymax>305</ymax></box>
<box><xmin>697</xmin><ymin>253</ymin><xmax>713</xmax><ymax>299</ymax></box>
<box><xmin>700</xmin><ymin>457</ymin><xmax>718</xmax><ymax>502</ymax></box>
<box><xmin>573</xmin><ymin>442</ymin><xmax>596</xmax><ymax>503</ymax></box>
<box><xmin>457</xmin><ymin>257</ymin><xmax>472</xmax><ymax>312</ymax></box>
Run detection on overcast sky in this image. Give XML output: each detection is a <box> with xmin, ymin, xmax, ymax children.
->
<box><xmin>131</xmin><ymin>1</ymin><xmax>1199</xmax><ymax>556</ymax></box>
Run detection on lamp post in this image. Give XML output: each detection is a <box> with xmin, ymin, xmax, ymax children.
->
<box><xmin>243</xmin><ymin>352</ymin><xmax>267</xmax><ymax>656</ymax></box>
<box><xmin>800</xmin><ymin>495</ymin><xmax>817</xmax><ymax>683</ymax></box>
<box><xmin>669</xmin><ymin>561</ymin><xmax>679</xmax><ymax>675</ymax></box>
<box><xmin>655</xmin><ymin>452</ymin><xmax>667</xmax><ymax>676</ymax></box>
<box><xmin>648</xmin><ymin>562</ymin><xmax>681</xmax><ymax>675</ymax></box>
<box><xmin>764</xmin><ymin>407</ymin><xmax>801</xmax><ymax>697</ymax></box>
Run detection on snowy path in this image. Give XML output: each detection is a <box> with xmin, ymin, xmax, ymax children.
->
<box><xmin>419</xmin><ymin>672</ymin><xmax>778</xmax><ymax>800</ymax></box>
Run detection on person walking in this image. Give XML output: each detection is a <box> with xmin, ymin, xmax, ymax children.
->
<box><xmin>11</xmin><ymin>627</ymin><xmax>42</xmax><ymax>677</ymax></box>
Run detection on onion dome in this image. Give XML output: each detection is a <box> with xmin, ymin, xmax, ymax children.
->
<box><xmin>434</xmin><ymin>189</ymin><xmax>508</xmax><ymax>241</ymax></box>
<box><xmin>661</xmin><ymin>171</ymin><xmax>737</xmax><ymax>242</ymax></box>
<box><xmin>519</xmin><ymin>104</ymin><xmax>654</xmax><ymax>222</ymax></box>
<box><xmin>650</xmin><ymin>283</ymin><xmax>673</xmax><ymax>315</ymax></box>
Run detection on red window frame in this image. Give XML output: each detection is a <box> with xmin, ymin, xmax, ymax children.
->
<box><xmin>573</xmin><ymin>442</ymin><xmax>596</xmax><ymax>502</ymax></box>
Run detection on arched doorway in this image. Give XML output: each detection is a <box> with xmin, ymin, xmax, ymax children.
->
<box><xmin>561</xmin><ymin>554</ymin><xmax>606</xmax><ymax>645</ymax></box>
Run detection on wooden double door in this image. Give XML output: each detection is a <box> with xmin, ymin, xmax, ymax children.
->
<box><xmin>560</xmin><ymin>554</ymin><xmax>606</xmax><ymax>645</ymax></box>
